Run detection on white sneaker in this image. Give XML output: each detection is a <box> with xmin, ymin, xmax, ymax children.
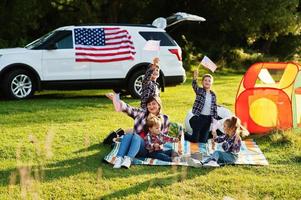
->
<box><xmin>172</xmin><ymin>156</ymin><xmax>182</xmax><ymax>163</ymax></box>
<box><xmin>121</xmin><ymin>156</ymin><xmax>132</xmax><ymax>168</ymax></box>
<box><xmin>113</xmin><ymin>157</ymin><xmax>123</xmax><ymax>168</ymax></box>
<box><xmin>187</xmin><ymin>158</ymin><xmax>202</xmax><ymax>168</ymax></box>
<box><xmin>203</xmin><ymin>160</ymin><xmax>220</xmax><ymax>167</ymax></box>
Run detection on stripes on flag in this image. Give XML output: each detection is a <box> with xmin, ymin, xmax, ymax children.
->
<box><xmin>201</xmin><ymin>56</ymin><xmax>217</xmax><ymax>72</ymax></box>
<box><xmin>74</xmin><ymin>27</ymin><xmax>135</xmax><ymax>63</ymax></box>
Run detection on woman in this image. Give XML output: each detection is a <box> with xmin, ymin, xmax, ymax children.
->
<box><xmin>106</xmin><ymin>93</ymin><xmax>169</xmax><ymax>169</ymax></box>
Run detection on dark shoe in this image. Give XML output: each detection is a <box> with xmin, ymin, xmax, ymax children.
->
<box><xmin>115</xmin><ymin>128</ymin><xmax>125</xmax><ymax>137</ymax></box>
<box><xmin>103</xmin><ymin>131</ymin><xmax>117</xmax><ymax>145</ymax></box>
<box><xmin>103</xmin><ymin>128</ymin><xmax>125</xmax><ymax>145</ymax></box>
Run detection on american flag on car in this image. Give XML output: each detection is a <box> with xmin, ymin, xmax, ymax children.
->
<box><xmin>74</xmin><ymin>27</ymin><xmax>135</xmax><ymax>63</ymax></box>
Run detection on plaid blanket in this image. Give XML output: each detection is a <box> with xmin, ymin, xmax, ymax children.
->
<box><xmin>103</xmin><ymin>137</ymin><xmax>269</xmax><ymax>166</ymax></box>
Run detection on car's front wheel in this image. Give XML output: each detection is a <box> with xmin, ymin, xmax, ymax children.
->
<box><xmin>2</xmin><ymin>69</ymin><xmax>35</xmax><ymax>99</ymax></box>
<box><xmin>128</xmin><ymin>70</ymin><xmax>145</xmax><ymax>99</ymax></box>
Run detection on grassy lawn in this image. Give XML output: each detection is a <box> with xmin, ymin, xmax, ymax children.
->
<box><xmin>0</xmin><ymin>73</ymin><xmax>301</xmax><ymax>200</ymax></box>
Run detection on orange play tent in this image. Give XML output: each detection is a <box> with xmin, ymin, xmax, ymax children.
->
<box><xmin>235</xmin><ymin>62</ymin><xmax>301</xmax><ymax>134</ymax></box>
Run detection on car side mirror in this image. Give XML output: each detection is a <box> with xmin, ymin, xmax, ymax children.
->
<box><xmin>46</xmin><ymin>43</ymin><xmax>57</xmax><ymax>50</ymax></box>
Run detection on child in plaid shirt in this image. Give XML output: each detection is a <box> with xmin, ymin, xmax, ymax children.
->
<box><xmin>184</xmin><ymin>69</ymin><xmax>219</xmax><ymax>154</ymax></box>
<box><xmin>202</xmin><ymin>116</ymin><xmax>248</xmax><ymax>167</ymax></box>
<box><xmin>141</xmin><ymin>57</ymin><xmax>160</xmax><ymax>109</ymax></box>
<box><xmin>144</xmin><ymin>114</ymin><xmax>180</xmax><ymax>162</ymax></box>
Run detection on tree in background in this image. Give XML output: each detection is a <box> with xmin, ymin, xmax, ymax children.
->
<box><xmin>0</xmin><ymin>0</ymin><xmax>300</xmax><ymax>69</ymax></box>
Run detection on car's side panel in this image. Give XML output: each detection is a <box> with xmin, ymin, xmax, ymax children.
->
<box><xmin>41</xmin><ymin>49</ymin><xmax>90</xmax><ymax>80</ymax></box>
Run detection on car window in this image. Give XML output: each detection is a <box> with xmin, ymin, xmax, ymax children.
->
<box><xmin>25</xmin><ymin>31</ymin><xmax>56</xmax><ymax>49</ymax></box>
<box><xmin>56</xmin><ymin>33</ymin><xmax>73</xmax><ymax>49</ymax></box>
<box><xmin>28</xmin><ymin>30</ymin><xmax>73</xmax><ymax>50</ymax></box>
<box><xmin>139</xmin><ymin>31</ymin><xmax>176</xmax><ymax>46</ymax></box>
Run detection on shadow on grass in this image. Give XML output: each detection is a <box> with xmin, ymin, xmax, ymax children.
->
<box><xmin>99</xmin><ymin>166</ymin><xmax>213</xmax><ymax>199</ymax></box>
<box><xmin>0</xmin><ymin>142</ymin><xmax>215</xmax><ymax>199</ymax></box>
<box><xmin>0</xmin><ymin>144</ymin><xmax>181</xmax><ymax>186</ymax></box>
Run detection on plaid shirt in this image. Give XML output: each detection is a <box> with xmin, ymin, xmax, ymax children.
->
<box><xmin>121</xmin><ymin>101</ymin><xmax>169</xmax><ymax>135</ymax></box>
<box><xmin>144</xmin><ymin>132</ymin><xmax>177</xmax><ymax>152</ymax></box>
<box><xmin>214</xmin><ymin>133</ymin><xmax>241</xmax><ymax>154</ymax></box>
<box><xmin>141</xmin><ymin>67</ymin><xmax>160</xmax><ymax>109</ymax></box>
<box><xmin>192</xmin><ymin>79</ymin><xmax>218</xmax><ymax>119</ymax></box>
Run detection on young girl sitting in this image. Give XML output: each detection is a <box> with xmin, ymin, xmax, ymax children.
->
<box><xmin>144</xmin><ymin>114</ymin><xmax>180</xmax><ymax>162</ymax></box>
<box><xmin>202</xmin><ymin>116</ymin><xmax>247</xmax><ymax>167</ymax></box>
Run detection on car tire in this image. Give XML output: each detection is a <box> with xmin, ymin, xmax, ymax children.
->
<box><xmin>128</xmin><ymin>70</ymin><xmax>145</xmax><ymax>99</ymax></box>
<box><xmin>2</xmin><ymin>69</ymin><xmax>36</xmax><ymax>100</ymax></box>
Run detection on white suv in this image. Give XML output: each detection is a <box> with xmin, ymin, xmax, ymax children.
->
<box><xmin>0</xmin><ymin>13</ymin><xmax>204</xmax><ymax>99</ymax></box>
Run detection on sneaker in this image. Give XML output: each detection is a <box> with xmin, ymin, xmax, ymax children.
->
<box><xmin>172</xmin><ymin>156</ymin><xmax>182</xmax><ymax>163</ymax></box>
<box><xmin>113</xmin><ymin>157</ymin><xmax>123</xmax><ymax>168</ymax></box>
<box><xmin>203</xmin><ymin>160</ymin><xmax>220</xmax><ymax>167</ymax></box>
<box><xmin>191</xmin><ymin>152</ymin><xmax>202</xmax><ymax>161</ymax></box>
<box><xmin>187</xmin><ymin>158</ymin><xmax>202</xmax><ymax>168</ymax></box>
<box><xmin>121</xmin><ymin>156</ymin><xmax>132</xmax><ymax>168</ymax></box>
<box><xmin>179</xmin><ymin>154</ymin><xmax>190</xmax><ymax>162</ymax></box>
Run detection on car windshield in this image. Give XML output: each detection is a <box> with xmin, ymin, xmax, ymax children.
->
<box><xmin>25</xmin><ymin>31</ymin><xmax>56</xmax><ymax>49</ymax></box>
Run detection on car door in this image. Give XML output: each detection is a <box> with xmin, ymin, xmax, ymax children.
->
<box><xmin>41</xmin><ymin>30</ymin><xmax>89</xmax><ymax>80</ymax></box>
<box><xmin>152</xmin><ymin>12</ymin><xmax>206</xmax><ymax>30</ymax></box>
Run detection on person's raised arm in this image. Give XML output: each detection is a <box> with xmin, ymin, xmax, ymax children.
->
<box><xmin>106</xmin><ymin>92</ymin><xmax>144</xmax><ymax>119</ymax></box>
<box><xmin>106</xmin><ymin>92</ymin><xmax>122</xmax><ymax>112</ymax></box>
<box><xmin>142</xmin><ymin>57</ymin><xmax>160</xmax><ymax>85</ymax></box>
<box><xmin>192</xmin><ymin>69</ymin><xmax>201</xmax><ymax>94</ymax></box>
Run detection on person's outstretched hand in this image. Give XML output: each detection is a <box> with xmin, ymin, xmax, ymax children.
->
<box><xmin>106</xmin><ymin>92</ymin><xmax>122</xmax><ymax>112</ymax></box>
<box><xmin>105</xmin><ymin>92</ymin><xmax>114</xmax><ymax>101</ymax></box>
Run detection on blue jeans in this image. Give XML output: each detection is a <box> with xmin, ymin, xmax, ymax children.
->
<box><xmin>148</xmin><ymin>149</ymin><xmax>175</xmax><ymax>162</ymax></box>
<box><xmin>117</xmin><ymin>133</ymin><xmax>148</xmax><ymax>159</ymax></box>
<box><xmin>205</xmin><ymin>150</ymin><xmax>238</xmax><ymax>164</ymax></box>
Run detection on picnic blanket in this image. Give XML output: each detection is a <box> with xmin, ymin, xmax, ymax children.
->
<box><xmin>103</xmin><ymin>137</ymin><xmax>269</xmax><ymax>166</ymax></box>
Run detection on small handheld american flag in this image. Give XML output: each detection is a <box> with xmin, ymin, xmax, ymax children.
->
<box><xmin>201</xmin><ymin>56</ymin><xmax>217</xmax><ymax>72</ymax></box>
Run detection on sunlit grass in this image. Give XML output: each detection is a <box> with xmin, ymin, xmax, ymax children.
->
<box><xmin>0</xmin><ymin>73</ymin><xmax>300</xmax><ymax>199</ymax></box>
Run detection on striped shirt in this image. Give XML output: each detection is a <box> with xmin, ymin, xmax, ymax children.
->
<box><xmin>121</xmin><ymin>101</ymin><xmax>169</xmax><ymax>135</ymax></box>
<box><xmin>214</xmin><ymin>133</ymin><xmax>241</xmax><ymax>154</ymax></box>
<box><xmin>192</xmin><ymin>79</ymin><xmax>218</xmax><ymax>119</ymax></box>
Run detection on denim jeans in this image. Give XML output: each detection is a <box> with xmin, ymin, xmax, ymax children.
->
<box><xmin>205</xmin><ymin>150</ymin><xmax>238</xmax><ymax>164</ymax></box>
<box><xmin>148</xmin><ymin>149</ymin><xmax>174</xmax><ymax>162</ymax></box>
<box><xmin>117</xmin><ymin>133</ymin><xmax>148</xmax><ymax>159</ymax></box>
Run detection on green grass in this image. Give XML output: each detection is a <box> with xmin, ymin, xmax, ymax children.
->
<box><xmin>0</xmin><ymin>73</ymin><xmax>301</xmax><ymax>200</ymax></box>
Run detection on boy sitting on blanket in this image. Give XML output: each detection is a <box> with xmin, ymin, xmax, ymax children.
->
<box><xmin>144</xmin><ymin>114</ymin><xmax>181</xmax><ymax>162</ymax></box>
